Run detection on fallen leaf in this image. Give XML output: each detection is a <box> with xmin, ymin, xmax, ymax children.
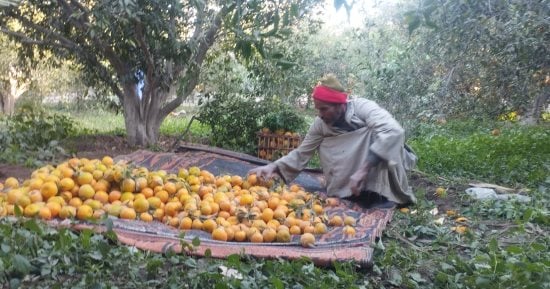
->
<box><xmin>455</xmin><ymin>217</ymin><xmax>468</xmax><ymax>223</ymax></box>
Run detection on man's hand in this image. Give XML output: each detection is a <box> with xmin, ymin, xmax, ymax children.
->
<box><xmin>248</xmin><ymin>163</ymin><xmax>280</xmax><ymax>183</ymax></box>
<box><xmin>349</xmin><ymin>166</ymin><xmax>369</xmax><ymax>196</ymax></box>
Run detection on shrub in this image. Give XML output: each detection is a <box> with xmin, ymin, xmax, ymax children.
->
<box><xmin>409</xmin><ymin>121</ymin><xmax>549</xmax><ymax>188</ymax></box>
<box><xmin>0</xmin><ymin>104</ymin><xmax>76</xmax><ymax>166</ymax></box>
<box><xmin>197</xmin><ymin>93</ymin><xmax>307</xmax><ymax>155</ymax></box>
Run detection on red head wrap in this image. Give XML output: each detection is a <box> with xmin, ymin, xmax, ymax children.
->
<box><xmin>312</xmin><ymin>85</ymin><xmax>348</xmax><ymax>104</ymax></box>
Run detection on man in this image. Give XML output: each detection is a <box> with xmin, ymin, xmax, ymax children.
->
<box><xmin>248</xmin><ymin>74</ymin><xmax>417</xmax><ymax>208</ymax></box>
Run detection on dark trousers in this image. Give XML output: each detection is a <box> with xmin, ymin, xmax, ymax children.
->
<box><xmin>343</xmin><ymin>191</ymin><xmax>396</xmax><ymax>209</ymax></box>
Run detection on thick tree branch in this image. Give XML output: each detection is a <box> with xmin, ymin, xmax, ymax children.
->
<box><xmin>160</xmin><ymin>5</ymin><xmax>233</xmax><ymax>118</ymax></box>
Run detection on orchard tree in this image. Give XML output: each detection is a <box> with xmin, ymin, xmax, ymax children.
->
<box><xmin>0</xmin><ymin>0</ymin><xmax>321</xmax><ymax>146</ymax></box>
<box><xmin>0</xmin><ymin>35</ymin><xmax>30</xmax><ymax>115</ymax></box>
<box><xmin>403</xmin><ymin>0</ymin><xmax>549</xmax><ymax>121</ymax></box>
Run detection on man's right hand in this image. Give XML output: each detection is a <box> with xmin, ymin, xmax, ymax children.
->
<box><xmin>247</xmin><ymin>163</ymin><xmax>280</xmax><ymax>182</ymax></box>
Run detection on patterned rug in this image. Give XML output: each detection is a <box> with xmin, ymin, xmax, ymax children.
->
<box><xmin>69</xmin><ymin>144</ymin><xmax>395</xmax><ymax>267</ymax></box>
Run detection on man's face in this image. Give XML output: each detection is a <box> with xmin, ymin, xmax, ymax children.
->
<box><xmin>313</xmin><ymin>99</ymin><xmax>346</xmax><ymax>126</ymax></box>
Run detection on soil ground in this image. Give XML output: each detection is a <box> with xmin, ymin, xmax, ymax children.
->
<box><xmin>0</xmin><ymin>135</ymin><xmax>176</xmax><ymax>183</ymax></box>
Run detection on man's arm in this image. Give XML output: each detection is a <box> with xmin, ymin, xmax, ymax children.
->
<box><xmin>349</xmin><ymin>151</ymin><xmax>381</xmax><ymax>196</ymax></box>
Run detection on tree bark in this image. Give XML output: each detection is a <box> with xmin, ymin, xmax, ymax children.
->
<box><xmin>522</xmin><ymin>87</ymin><xmax>549</xmax><ymax>125</ymax></box>
<box><xmin>121</xmin><ymin>80</ymin><xmax>173</xmax><ymax>147</ymax></box>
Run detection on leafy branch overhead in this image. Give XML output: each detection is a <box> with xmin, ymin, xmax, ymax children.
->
<box><xmin>0</xmin><ymin>0</ymin><xmax>323</xmax><ymax>146</ymax></box>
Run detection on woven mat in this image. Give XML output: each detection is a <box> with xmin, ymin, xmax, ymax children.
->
<box><xmin>69</xmin><ymin>144</ymin><xmax>395</xmax><ymax>267</ymax></box>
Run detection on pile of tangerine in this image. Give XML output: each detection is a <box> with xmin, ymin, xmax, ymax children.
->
<box><xmin>0</xmin><ymin>156</ymin><xmax>358</xmax><ymax>247</ymax></box>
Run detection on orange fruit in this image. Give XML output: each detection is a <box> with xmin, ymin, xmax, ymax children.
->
<box><xmin>344</xmin><ymin>215</ymin><xmax>356</xmax><ymax>226</ymax></box>
<box><xmin>94</xmin><ymin>191</ymin><xmax>109</xmax><ymax>204</ymax></box>
<box><xmin>28</xmin><ymin>178</ymin><xmax>44</xmax><ymax>190</ymax></box>
<box><xmin>249</xmin><ymin>231</ymin><xmax>263</xmax><ymax>243</ymax></box>
<box><xmin>107</xmin><ymin>204</ymin><xmax>123</xmax><ymax>217</ymax></box>
<box><xmin>120</xmin><ymin>192</ymin><xmax>135</xmax><ymax>203</ymax></box>
<box><xmin>155</xmin><ymin>190</ymin><xmax>169</xmax><ymax>203</ymax></box>
<box><xmin>59</xmin><ymin>206</ymin><xmax>76</xmax><ymax>219</ymax></box>
<box><xmin>267</xmin><ymin>197</ymin><xmax>280</xmax><ymax>210</ymax></box>
<box><xmin>191</xmin><ymin>218</ymin><xmax>203</xmax><ymax>230</ymax></box>
<box><xmin>273</xmin><ymin>208</ymin><xmax>287</xmax><ymax>220</ymax></box>
<box><xmin>262</xmin><ymin>227</ymin><xmax>277</xmax><ymax>242</ymax></box>
<box><xmin>312</xmin><ymin>204</ymin><xmax>324</xmax><ymax>215</ymax></box>
<box><xmin>93</xmin><ymin>179</ymin><xmax>110</xmax><ymax>192</ymax></box>
<box><xmin>101</xmin><ymin>156</ymin><xmax>114</xmax><ymax>166</ymax></box>
<box><xmin>108</xmin><ymin>190</ymin><xmax>122</xmax><ymax>203</ymax></box>
<box><xmin>78</xmin><ymin>184</ymin><xmax>95</xmax><ymax>200</ymax></box>
<box><xmin>76</xmin><ymin>172</ymin><xmax>93</xmax><ymax>185</ymax></box>
<box><xmin>121</xmin><ymin>178</ymin><xmax>136</xmax><ymax>193</ymax></box>
<box><xmin>179</xmin><ymin>217</ymin><xmax>193</xmax><ymax>230</ymax></box>
<box><xmin>240</xmin><ymin>194</ymin><xmax>254</xmax><ymax>206</ymax></box>
<box><xmin>46</xmin><ymin>202</ymin><xmax>61</xmax><ymax>218</ymax></box>
<box><xmin>212</xmin><ymin>227</ymin><xmax>228</xmax><ymax>241</ymax></box>
<box><xmin>120</xmin><ymin>207</ymin><xmax>137</xmax><ymax>220</ymax></box>
<box><xmin>4</xmin><ymin>177</ymin><xmax>19</xmax><ymax>189</ymax></box>
<box><xmin>289</xmin><ymin>225</ymin><xmax>302</xmax><ymax>235</ymax></box>
<box><xmin>29</xmin><ymin>190</ymin><xmax>44</xmax><ymax>203</ymax></box>
<box><xmin>164</xmin><ymin>202</ymin><xmax>181</xmax><ymax>217</ymax></box>
<box><xmin>247</xmin><ymin>174</ymin><xmax>258</xmax><ymax>186</ymax></box>
<box><xmin>23</xmin><ymin>203</ymin><xmax>41</xmax><ymax>217</ymax></box>
<box><xmin>133</xmin><ymin>198</ymin><xmax>150</xmax><ymax>213</ymax></box>
<box><xmin>325</xmin><ymin>198</ymin><xmax>340</xmax><ymax>207</ymax></box>
<box><xmin>276</xmin><ymin>229</ymin><xmax>291</xmax><ymax>243</ymax></box>
<box><xmin>200</xmin><ymin>202</ymin><xmax>213</xmax><ymax>216</ymax></box>
<box><xmin>59</xmin><ymin>177</ymin><xmax>75</xmax><ymax>191</ymax></box>
<box><xmin>313</xmin><ymin>222</ymin><xmax>327</xmax><ymax>234</ymax></box>
<box><xmin>77</xmin><ymin>204</ymin><xmax>94</xmax><ymax>220</ymax></box>
<box><xmin>230</xmin><ymin>175</ymin><xmax>243</xmax><ymax>187</ymax></box>
<box><xmin>202</xmin><ymin>219</ymin><xmax>217</xmax><ymax>233</ymax></box>
<box><xmin>343</xmin><ymin>225</ymin><xmax>356</xmax><ymax>237</ymax></box>
<box><xmin>163</xmin><ymin>182</ymin><xmax>177</xmax><ymax>195</ymax></box>
<box><xmin>39</xmin><ymin>206</ymin><xmax>52</xmax><ymax>220</ymax></box>
<box><xmin>329</xmin><ymin>215</ymin><xmax>344</xmax><ymax>226</ymax></box>
<box><xmin>152</xmin><ymin>208</ymin><xmax>164</xmax><ymax>220</ymax></box>
<box><xmin>300</xmin><ymin>233</ymin><xmax>315</xmax><ymax>248</ymax></box>
<box><xmin>40</xmin><ymin>181</ymin><xmax>58</xmax><ymax>200</ymax></box>
<box><xmin>234</xmin><ymin>230</ymin><xmax>247</xmax><ymax>242</ymax></box>
<box><xmin>261</xmin><ymin>208</ymin><xmax>274</xmax><ymax>223</ymax></box>
<box><xmin>68</xmin><ymin>197</ymin><xmax>83</xmax><ymax>208</ymax></box>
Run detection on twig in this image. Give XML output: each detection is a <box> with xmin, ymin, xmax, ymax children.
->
<box><xmin>170</xmin><ymin>115</ymin><xmax>197</xmax><ymax>150</ymax></box>
<box><xmin>387</xmin><ymin>231</ymin><xmax>424</xmax><ymax>252</ymax></box>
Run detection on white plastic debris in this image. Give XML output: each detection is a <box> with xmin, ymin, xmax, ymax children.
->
<box><xmin>219</xmin><ymin>265</ymin><xmax>243</xmax><ymax>279</ymax></box>
<box><xmin>465</xmin><ymin>187</ymin><xmax>531</xmax><ymax>203</ymax></box>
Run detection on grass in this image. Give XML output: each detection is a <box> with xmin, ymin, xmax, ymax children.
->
<box><xmin>1</xmin><ymin>108</ymin><xmax>549</xmax><ymax>288</ymax></box>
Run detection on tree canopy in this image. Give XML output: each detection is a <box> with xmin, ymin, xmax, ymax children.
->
<box><xmin>0</xmin><ymin>0</ymin><xmax>322</xmax><ymax>146</ymax></box>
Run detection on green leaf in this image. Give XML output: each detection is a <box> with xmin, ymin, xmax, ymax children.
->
<box><xmin>12</xmin><ymin>254</ymin><xmax>31</xmax><ymax>276</ymax></box>
<box><xmin>505</xmin><ymin>245</ymin><xmax>523</xmax><ymax>254</ymax></box>
<box><xmin>270</xmin><ymin>277</ymin><xmax>284</xmax><ymax>289</ymax></box>
<box><xmin>408</xmin><ymin>272</ymin><xmax>426</xmax><ymax>283</ymax></box>
<box><xmin>192</xmin><ymin>237</ymin><xmax>201</xmax><ymax>246</ymax></box>
<box><xmin>475</xmin><ymin>276</ymin><xmax>491</xmax><ymax>286</ymax></box>
<box><xmin>388</xmin><ymin>268</ymin><xmax>403</xmax><ymax>286</ymax></box>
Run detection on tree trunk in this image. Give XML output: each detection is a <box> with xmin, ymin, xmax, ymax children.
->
<box><xmin>522</xmin><ymin>87</ymin><xmax>549</xmax><ymax>125</ymax></box>
<box><xmin>121</xmin><ymin>82</ymin><xmax>170</xmax><ymax>147</ymax></box>
<box><xmin>1</xmin><ymin>65</ymin><xmax>29</xmax><ymax>116</ymax></box>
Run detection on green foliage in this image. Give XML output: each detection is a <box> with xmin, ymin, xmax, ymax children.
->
<box><xmin>197</xmin><ymin>93</ymin><xmax>269</xmax><ymax>154</ymax></box>
<box><xmin>262</xmin><ymin>103</ymin><xmax>307</xmax><ymax>133</ymax></box>
<box><xmin>0</xmin><ymin>218</ymin><xmax>365</xmax><ymax>289</ymax></box>
<box><xmin>409</xmin><ymin>120</ymin><xmax>550</xmax><ymax>188</ymax></box>
<box><xmin>370</xmin><ymin>186</ymin><xmax>550</xmax><ymax>289</ymax></box>
<box><xmin>0</xmin><ymin>105</ymin><xmax>76</xmax><ymax>166</ymax></box>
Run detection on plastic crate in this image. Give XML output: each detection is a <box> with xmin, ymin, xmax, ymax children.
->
<box><xmin>257</xmin><ymin>132</ymin><xmax>301</xmax><ymax>161</ymax></box>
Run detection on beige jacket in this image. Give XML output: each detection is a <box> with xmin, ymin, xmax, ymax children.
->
<box><xmin>274</xmin><ymin>98</ymin><xmax>417</xmax><ymax>204</ymax></box>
